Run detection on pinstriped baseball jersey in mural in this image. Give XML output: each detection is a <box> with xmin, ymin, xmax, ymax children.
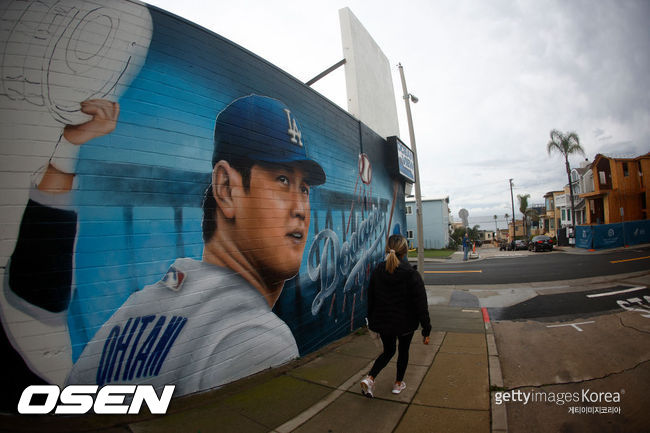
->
<box><xmin>66</xmin><ymin>258</ymin><xmax>299</xmax><ymax>394</ymax></box>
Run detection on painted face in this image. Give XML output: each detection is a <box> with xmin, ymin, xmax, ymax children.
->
<box><xmin>233</xmin><ymin>163</ymin><xmax>311</xmax><ymax>285</ymax></box>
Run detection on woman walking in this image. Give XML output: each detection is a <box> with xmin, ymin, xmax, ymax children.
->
<box><xmin>361</xmin><ymin>234</ymin><xmax>431</xmax><ymax>397</ymax></box>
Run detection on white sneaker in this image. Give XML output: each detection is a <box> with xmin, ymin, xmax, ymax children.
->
<box><xmin>392</xmin><ymin>381</ymin><xmax>406</xmax><ymax>394</ymax></box>
<box><xmin>360</xmin><ymin>376</ymin><xmax>375</xmax><ymax>398</ymax></box>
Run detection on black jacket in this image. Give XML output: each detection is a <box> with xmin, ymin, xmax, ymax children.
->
<box><xmin>366</xmin><ymin>260</ymin><xmax>431</xmax><ymax>337</ymax></box>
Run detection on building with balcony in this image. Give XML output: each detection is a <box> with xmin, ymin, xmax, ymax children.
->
<box><xmin>580</xmin><ymin>153</ymin><xmax>650</xmax><ymax>224</ymax></box>
<box><xmin>529</xmin><ymin>203</ymin><xmax>545</xmax><ymax>233</ymax></box>
<box><xmin>538</xmin><ymin>160</ymin><xmax>594</xmax><ymax>235</ymax></box>
<box><xmin>541</xmin><ymin>190</ymin><xmax>563</xmax><ymax>236</ymax></box>
<box><xmin>569</xmin><ymin>159</ymin><xmax>593</xmax><ymax>226</ymax></box>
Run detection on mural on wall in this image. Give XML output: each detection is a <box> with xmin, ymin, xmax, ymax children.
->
<box><xmin>0</xmin><ymin>0</ymin><xmax>406</xmax><ymax>410</ymax></box>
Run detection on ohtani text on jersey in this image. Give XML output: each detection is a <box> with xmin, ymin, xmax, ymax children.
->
<box><xmin>96</xmin><ymin>315</ymin><xmax>187</xmax><ymax>386</ymax></box>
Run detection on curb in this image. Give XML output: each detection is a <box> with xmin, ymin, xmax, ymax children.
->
<box><xmin>483</xmin><ymin>307</ymin><xmax>508</xmax><ymax>433</ymax></box>
<box><xmin>409</xmin><ymin>243</ymin><xmax>650</xmax><ymax>264</ymax></box>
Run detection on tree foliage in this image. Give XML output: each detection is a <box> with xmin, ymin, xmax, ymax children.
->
<box><xmin>546</xmin><ymin>130</ymin><xmax>585</xmax><ymax>161</ymax></box>
<box><xmin>547</xmin><ymin>129</ymin><xmax>586</xmax><ymax>228</ymax></box>
<box><xmin>517</xmin><ymin>193</ymin><xmax>530</xmax><ymax>237</ymax></box>
<box><xmin>449</xmin><ymin>225</ymin><xmax>480</xmax><ymax>248</ymax></box>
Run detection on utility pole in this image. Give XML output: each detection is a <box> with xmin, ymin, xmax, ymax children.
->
<box><xmin>509</xmin><ymin>179</ymin><xmax>516</xmax><ymax>240</ymax></box>
<box><xmin>398</xmin><ymin>63</ymin><xmax>424</xmax><ymax>277</ymax></box>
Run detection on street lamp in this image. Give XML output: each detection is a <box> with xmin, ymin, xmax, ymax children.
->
<box><xmin>398</xmin><ymin>63</ymin><xmax>424</xmax><ymax>278</ymax></box>
<box><xmin>509</xmin><ymin>179</ymin><xmax>516</xmax><ymax>241</ymax></box>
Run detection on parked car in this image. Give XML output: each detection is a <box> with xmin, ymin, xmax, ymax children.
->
<box><xmin>513</xmin><ymin>239</ymin><xmax>528</xmax><ymax>250</ymax></box>
<box><xmin>529</xmin><ymin>235</ymin><xmax>553</xmax><ymax>252</ymax></box>
<box><xmin>499</xmin><ymin>240</ymin><xmax>511</xmax><ymax>251</ymax></box>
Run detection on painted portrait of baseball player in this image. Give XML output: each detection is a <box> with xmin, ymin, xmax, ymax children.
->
<box><xmin>65</xmin><ymin>95</ymin><xmax>326</xmax><ymax>395</ymax></box>
<box><xmin>1</xmin><ymin>2</ymin><xmax>400</xmax><ymax>412</ymax></box>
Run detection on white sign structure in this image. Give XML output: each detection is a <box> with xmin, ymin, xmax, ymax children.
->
<box><xmin>339</xmin><ymin>7</ymin><xmax>400</xmax><ymax>139</ymax></box>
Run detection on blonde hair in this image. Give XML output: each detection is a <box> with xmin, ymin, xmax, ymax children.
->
<box><xmin>385</xmin><ymin>234</ymin><xmax>408</xmax><ymax>273</ymax></box>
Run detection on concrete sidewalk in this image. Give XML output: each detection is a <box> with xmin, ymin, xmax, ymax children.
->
<box><xmin>0</xmin><ymin>306</ymin><xmax>496</xmax><ymax>433</ymax></box>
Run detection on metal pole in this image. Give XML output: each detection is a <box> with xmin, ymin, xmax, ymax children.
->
<box><xmin>398</xmin><ymin>63</ymin><xmax>424</xmax><ymax>277</ymax></box>
<box><xmin>509</xmin><ymin>179</ymin><xmax>516</xmax><ymax>240</ymax></box>
<box><xmin>305</xmin><ymin>59</ymin><xmax>346</xmax><ymax>86</ymax></box>
<box><xmin>621</xmin><ymin>171</ymin><xmax>627</xmax><ymax>247</ymax></box>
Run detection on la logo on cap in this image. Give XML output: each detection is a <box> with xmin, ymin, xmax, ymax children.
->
<box><xmin>284</xmin><ymin>108</ymin><xmax>303</xmax><ymax>147</ymax></box>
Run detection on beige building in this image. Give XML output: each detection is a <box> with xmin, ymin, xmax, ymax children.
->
<box><xmin>541</xmin><ymin>190</ymin><xmax>563</xmax><ymax>237</ymax></box>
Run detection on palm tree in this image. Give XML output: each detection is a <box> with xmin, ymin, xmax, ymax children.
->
<box><xmin>517</xmin><ymin>194</ymin><xmax>530</xmax><ymax>238</ymax></box>
<box><xmin>547</xmin><ymin>129</ymin><xmax>586</xmax><ymax>230</ymax></box>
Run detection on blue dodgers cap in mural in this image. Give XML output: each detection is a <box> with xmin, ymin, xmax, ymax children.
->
<box><xmin>213</xmin><ymin>94</ymin><xmax>326</xmax><ymax>185</ymax></box>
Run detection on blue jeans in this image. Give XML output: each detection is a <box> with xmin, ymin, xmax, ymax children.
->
<box><xmin>463</xmin><ymin>246</ymin><xmax>469</xmax><ymax>261</ymax></box>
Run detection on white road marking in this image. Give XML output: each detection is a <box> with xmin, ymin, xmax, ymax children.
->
<box><xmin>546</xmin><ymin>321</ymin><xmax>595</xmax><ymax>332</ymax></box>
<box><xmin>617</xmin><ymin>296</ymin><xmax>650</xmax><ymax>318</ymax></box>
<box><xmin>586</xmin><ymin>286</ymin><xmax>647</xmax><ymax>298</ymax></box>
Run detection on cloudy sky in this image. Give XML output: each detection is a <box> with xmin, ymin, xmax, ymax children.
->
<box><xmin>145</xmin><ymin>0</ymin><xmax>649</xmax><ymax>229</ymax></box>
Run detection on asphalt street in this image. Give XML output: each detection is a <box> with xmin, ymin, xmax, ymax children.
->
<box><xmin>487</xmin><ymin>285</ymin><xmax>650</xmax><ymax>321</ymax></box>
<box><xmin>415</xmin><ymin>245</ymin><xmax>650</xmax><ymax>432</ymax></box>
<box><xmin>422</xmin><ymin>246</ymin><xmax>650</xmax><ymax>285</ymax></box>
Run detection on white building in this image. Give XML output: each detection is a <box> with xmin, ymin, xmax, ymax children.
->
<box><xmin>570</xmin><ymin>160</ymin><xmax>594</xmax><ymax>226</ymax></box>
<box><xmin>405</xmin><ymin>197</ymin><xmax>450</xmax><ymax>249</ymax></box>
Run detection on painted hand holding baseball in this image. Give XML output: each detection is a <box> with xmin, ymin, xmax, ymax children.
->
<box><xmin>63</xmin><ymin>100</ymin><xmax>120</xmax><ymax>145</ymax></box>
<box><xmin>39</xmin><ymin>100</ymin><xmax>120</xmax><ymax>193</ymax></box>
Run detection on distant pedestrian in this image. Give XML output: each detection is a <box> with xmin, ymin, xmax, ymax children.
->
<box><xmin>360</xmin><ymin>234</ymin><xmax>431</xmax><ymax>398</ymax></box>
<box><xmin>462</xmin><ymin>232</ymin><xmax>470</xmax><ymax>261</ymax></box>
